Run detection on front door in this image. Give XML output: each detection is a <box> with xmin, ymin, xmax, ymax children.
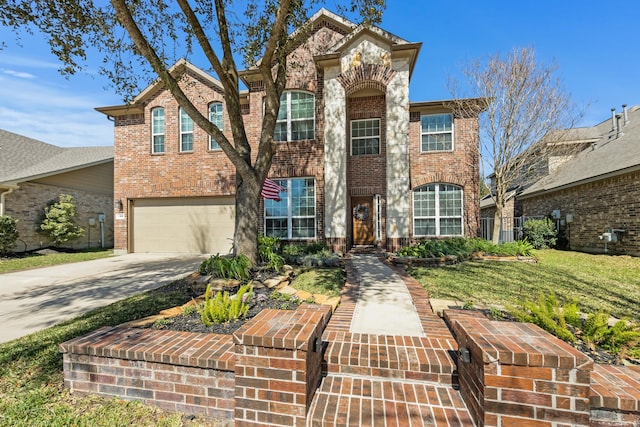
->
<box><xmin>352</xmin><ymin>196</ymin><xmax>374</xmax><ymax>245</ymax></box>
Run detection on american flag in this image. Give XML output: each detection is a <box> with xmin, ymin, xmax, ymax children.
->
<box><xmin>261</xmin><ymin>178</ymin><xmax>285</xmax><ymax>202</ymax></box>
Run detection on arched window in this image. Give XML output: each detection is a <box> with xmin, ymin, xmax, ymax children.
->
<box><xmin>151</xmin><ymin>107</ymin><xmax>165</xmax><ymax>153</ymax></box>
<box><xmin>209</xmin><ymin>102</ymin><xmax>223</xmax><ymax>150</ymax></box>
<box><xmin>179</xmin><ymin>107</ymin><xmax>194</xmax><ymax>152</ymax></box>
<box><xmin>274</xmin><ymin>91</ymin><xmax>315</xmax><ymax>142</ymax></box>
<box><xmin>413</xmin><ymin>184</ymin><xmax>463</xmax><ymax>236</ymax></box>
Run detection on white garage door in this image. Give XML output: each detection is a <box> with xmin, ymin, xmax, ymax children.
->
<box><xmin>132</xmin><ymin>197</ymin><xmax>235</xmax><ymax>254</ymax></box>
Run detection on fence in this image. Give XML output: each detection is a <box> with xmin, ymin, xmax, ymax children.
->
<box><xmin>479</xmin><ymin>216</ymin><xmax>546</xmax><ymax>243</ymax></box>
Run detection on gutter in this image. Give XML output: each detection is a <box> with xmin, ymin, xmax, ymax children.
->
<box><xmin>0</xmin><ymin>184</ymin><xmax>19</xmax><ymax>216</ymax></box>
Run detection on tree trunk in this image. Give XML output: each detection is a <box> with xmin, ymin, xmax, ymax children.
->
<box><xmin>491</xmin><ymin>207</ymin><xmax>502</xmax><ymax>244</ymax></box>
<box><xmin>233</xmin><ymin>172</ymin><xmax>261</xmax><ymax>264</ymax></box>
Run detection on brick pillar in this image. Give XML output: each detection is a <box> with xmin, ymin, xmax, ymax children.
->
<box><xmin>233</xmin><ymin>305</ymin><xmax>331</xmax><ymax>426</ymax></box>
<box><xmin>447</xmin><ymin>312</ymin><xmax>593</xmax><ymax>427</ymax></box>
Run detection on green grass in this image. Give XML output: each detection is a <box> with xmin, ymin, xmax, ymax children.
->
<box><xmin>408</xmin><ymin>250</ymin><xmax>640</xmax><ymax>321</ymax></box>
<box><xmin>290</xmin><ymin>267</ymin><xmax>345</xmax><ymax>298</ymax></box>
<box><xmin>0</xmin><ymin>249</ymin><xmax>113</xmax><ymax>274</ymax></box>
<box><xmin>0</xmin><ymin>279</ymin><xmax>220</xmax><ymax>427</ymax></box>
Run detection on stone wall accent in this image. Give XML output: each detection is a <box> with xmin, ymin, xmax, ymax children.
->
<box><xmin>5</xmin><ymin>181</ymin><xmax>114</xmax><ymax>251</ymax></box>
<box><xmin>522</xmin><ymin>170</ymin><xmax>640</xmax><ymax>255</ymax></box>
<box><xmin>233</xmin><ymin>305</ymin><xmax>331</xmax><ymax>426</ymax></box>
<box><xmin>446</xmin><ymin>311</ymin><xmax>593</xmax><ymax>427</ymax></box>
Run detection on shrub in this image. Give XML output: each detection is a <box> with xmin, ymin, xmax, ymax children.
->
<box><xmin>197</xmin><ymin>283</ymin><xmax>253</xmax><ymax>326</ymax></box>
<box><xmin>39</xmin><ymin>194</ymin><xmax>84</xmax><ymax>246</ymax></box>
<box><xmin>199</xmin><ymin>254</ymin><xmax>251</xmax><ymax>280</ymax></box>
<box><xmin>0</xmin><ymin>215</ymin><xmax>19</xmax><ymax>254</ymax></box>
<box><xmin>282</xmin><ymin>242</ymin><xmax>340</xmax><ymax>267</ymax></box>
<box><xmin>522</xmin><ymin>218</ymin><xmax>557</xmax><ymax>249</ymax></box>
<box><xmin>396</xmin><ymin>237</ymin><xmax>534</xmax><ymax>259</ymax></box>
<box><xmin>510</xmin><ymin>292</ymin><xmax>576</xmax><ymax>343</ymax></box>
<box><xmin>258</xmin><ymin>236</ymin><xmax>284</xmax><ymax>271</ymax></box>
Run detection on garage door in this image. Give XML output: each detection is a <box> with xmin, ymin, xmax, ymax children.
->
<box><xmin>132</xmin><ymin>197</ymin><xmax>235</xmax><ymax>254</ymax></box>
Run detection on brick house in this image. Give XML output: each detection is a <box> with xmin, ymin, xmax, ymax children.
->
<box><xmin>97</xmin><ymin>9</ymin><xmax>482</xmax><ymax>255</ymax></box>
<box><xmin>519</xmin><ymin>104</ymin><xmax>640</xmax><ymax>255</ymax></box>
<box><xmin>0</xmin><ymin>129</ymin><xmax>114</xmax><ymax>251</ymax></box>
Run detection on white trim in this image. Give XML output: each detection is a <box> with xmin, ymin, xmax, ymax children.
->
<box><xmin>179</xmin><ymin>107</ymin><xmax>194</xmax><ymax>152</ymax></box>
<box><xmin>151</xmin><ymin>107</ymin><xmax>165</xmax><ymax>154</ymax></box>
<box><xmin>350</xmin><ymin>118</ymin><xmax>381</xmax><ymax>156</ymax></box>
<box><xmin>275</xmin><ymin>91</ymin><xmax>316</xmax><ymax>142</ymax></box>
<box><xmin>413</xmin><ymin>184</ymin><xmax>464</xmax><ymax>237</ymax></box>
<box><xmin>420</xmin><ymin>113</ymin><xmax>454</xmax><ymax>153</ymax></box>
<box><xmin>375</xmin><ymin>194</ymin><xmax>382</xmax><ymax>241</ymax></box>
<box><xmin>264</xmin><ymin>177</ymin><xmax>317</xmax><ymax>240</ymax></box>
<box><xmin>208</xmin><ymin>102</ymin><xmax>223</xmax><ymax>150</ymax></box>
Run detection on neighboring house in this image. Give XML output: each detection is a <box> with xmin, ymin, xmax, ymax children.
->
<box><xmin>519</xmin><ymin>104</ymin><xmax>640</xmax><ymax>255</ymax></box>
<box><xmin>480</xmin><ymin>119</ymin><xmax>606</xmax><ymax>242</ymax></box>
<box><xmin>0</xmin><ymin>129</ymin><xmax>114</xmax><ymax>251</ymax></box>
<box><xmin>97</xmin><ymin>9</ymin><xmax>482</xmax><ymax>255</ymax></box>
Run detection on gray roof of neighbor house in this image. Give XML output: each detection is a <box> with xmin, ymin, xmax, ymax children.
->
<box><xmin>520</xmin><ymin>105</ymin><xmax>640</xmax><ymax>198</ymax></box>
<box><xmin>0</xmin><ymin>129</ymin><xmax>113</xmax><ymax>185</ymax></box>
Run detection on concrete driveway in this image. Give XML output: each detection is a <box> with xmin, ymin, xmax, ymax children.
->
<box><xmin>0</xmin><ymin>253</ymin><xmax>206</xmax><ymax>344</ymax></box>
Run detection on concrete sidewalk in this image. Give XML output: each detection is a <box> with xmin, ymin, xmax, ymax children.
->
<box><xmin>349</xmin><ymin>254</ymin><xmax>425</xmax><ymax>337</ymax></box>
<box><xmin>0</xmin><ymin>253</ymin><xmax>206</xmax><ymax>343</ymax></box>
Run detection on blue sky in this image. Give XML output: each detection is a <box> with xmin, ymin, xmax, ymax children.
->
<box><xmin>0</xmin><ymin>0</ymin><xmax>638</xmax><ymax>147</ymax></box>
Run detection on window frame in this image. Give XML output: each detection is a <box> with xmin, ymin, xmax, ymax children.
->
<box><xmin>274</xmin><ymin>91</ymin><xmax>315</xmax><ymax>142</ymax></box>
<box><xmin>209</xmin><ymin>102</ymin><xmax>223</xmax><ymax>150</ymax></box>
<box><xmin>179</xmin><ymin>107</ymin><xmax>194</xmax><ymax>152</ymax></box>
<box><xmin>350</xmin><ymin>118</ymin><xmax>381</xmax><ymax>156</ymax></box>
<box><xmin>264</xmin><ymin>178</ymin><xmax>316</xmax><ymax>240</ymax></box>
<box><xmin>420</xmin><ymin>113</ymin><xmax>454</xmax><ymax>152</ymax></box>
<box><xmin>151</xmin><ymin>107</ymin><xmax>165</xmax><ymax>154</ymax></box>
<box><xmin>413</xmin><ymin>183</ymin><xmax>464</xmax><ymax>237</ymax></box>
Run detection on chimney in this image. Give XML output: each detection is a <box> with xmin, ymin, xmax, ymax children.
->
<box><xmin>611</xmin><ymin>108</ymin><xmax>616</xmax><ymax>132</ymax></box>
<box><xmin>623</xmin><ymin>104</ymin><xmax>629</xmax><ymax>125</ymax></box>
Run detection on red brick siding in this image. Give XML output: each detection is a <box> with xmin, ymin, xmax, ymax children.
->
<box><xmin>522</xmin><ymin>170</ymin><xmax>640</xmax><ymax>255</ymax></box>
<box><xmin>408</xmin><ymin>112</ymin><xmax>480</xmax><ymax>238</ymax></box>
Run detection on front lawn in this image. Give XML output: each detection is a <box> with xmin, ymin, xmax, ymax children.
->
<box><xmin>408</xmin><ymin>249</ymin><xmax>640</xmax><ymax>321</ymax></box>
<box><xmin>0</xmin><ymin>248</ymin><xmax>113</xmax><ymax>274</ymax></box>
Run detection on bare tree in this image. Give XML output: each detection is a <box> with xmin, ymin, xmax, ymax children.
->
<box><xmin>1</xmin><ymin>0</ymin><xmax>384</xmax><ymax>262</ymax></box>
<box><xmin>448</xmin><ymin>47</ymin><xmax>577</xmax><ymax>243</ymax></box>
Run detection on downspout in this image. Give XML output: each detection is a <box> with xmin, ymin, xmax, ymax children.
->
<box><xmin>0</xmin><ymin>185</ymin><xmax>19</xmax><ymax>216</ymax></box>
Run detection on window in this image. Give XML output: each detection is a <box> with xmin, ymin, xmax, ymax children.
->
<box><xmin>275</xmin><ymin>91</ymin><xmax>315</xmax><ymax>142</ymax></box>
<box><xmin>151</xmin><ymin>107</ymin><xmax>165</xmax><ymax>153</ymax></box>
<box><xmin>421</xmin><ymin>113</ymin><xmax>453</xmax><ymax>152</ymax></box>
<box><xmin>413</xmin><ymin>184</ymin><xmax>463</xmax><ymax>236</ymax></box>
<box><xmin>265</xmin><ymin>178</ymin><xmax>316</xmax><ymax>239</ymax></box>
<box><xmin>351</xmin><ymin>119</ymin><xmax>380</xmax><ymax>155</ymax></box>
<box><xmin>179</xmin><ymin>108</ymin><xmax>194</xmax><ymax>152</ymax></box>
<box><xmin>209</xmin><ymin>102</ymin><xmax>223</xmax><ymax>150</ymax></box>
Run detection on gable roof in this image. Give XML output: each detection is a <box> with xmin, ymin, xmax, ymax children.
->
<box><xmin>0</xmin><ymin>129</ymin><xmax>113</xmax><ymax>185</ymax></box>
<box><xmin>520</xmin><ymin>105</ymin><xmax>640</xmax><ymax>198</ymax></box>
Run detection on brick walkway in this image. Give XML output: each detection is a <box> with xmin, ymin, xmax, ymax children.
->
<box><xmin>307</xmin><ymin>253</ymin><xmax>473</xmax><ymax>426</ymax></box>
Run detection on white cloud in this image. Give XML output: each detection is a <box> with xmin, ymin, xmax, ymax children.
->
<box><xmin>0</xmin><ymin>52</ymin><xmax>60</xmax><ymax>70</ymax></box>
<box><xmin>1</xmin><ymin>69</ymin><xmax>36</xmax><ymax>79</ymax></box>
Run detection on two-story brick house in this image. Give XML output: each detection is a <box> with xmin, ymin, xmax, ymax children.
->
<box><xmin>97</xmin><ymin>9</ymin><xmax>481</xmax><ymax>255</ymax></box>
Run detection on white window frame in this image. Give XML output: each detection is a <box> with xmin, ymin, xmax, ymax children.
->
<box><xmin>264</xmin><ymin>178</ymin><xmax>316</xmax><ymax>240</ymax></box>
<box><xmin>413</xmin><ymin>184</ymin><xmax>464</xmax><ymax>237</ymax></box>
<box><xmin>274</xmin><ymin>91</ymin><xmax>315</xmax><ymax>142</ymax></box>
<box><xmin>420</xmin><ymin>113</ymin><xmax>454</xmax><ymax>152</ymax></box>
<box><xmin>375</xmin><ymin>194</ymin><xmax>382</xmax><ymax>241</ymax></box>
<box><xmin>179</xmin><ymin>107</ymin><xmax>194</xmax><ymax>152</ymax></box>
<box><xmin>209</xmin><ymin>102</ymin><xmax>223</xmax><ymax>150</ymax></box>
<box><xmin>351</xmin><ymin>118</ymin><xmax>381</xmax><ymax>156</ymax></box>
<box><xmin>151</xmin><ymin>107</ymin><xmax>165</xmax><ymax>154</ymax></box>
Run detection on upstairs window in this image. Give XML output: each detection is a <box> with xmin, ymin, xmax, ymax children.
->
<box><xmin>151</xmin><ymin>107</ymin><xmax>165</xmax><ymax>154</ymax></box>
<box><xmin>209</xmin><ymin>102</ymin><xmax>223</xmax><ymax>150</ymax></box>
<box><xmin>179</xmin><ymin>108</ymin><xmax>194</xmax><ymax>152</ymax></box>
<box><xmin>275</xmin><ymin>91</ymin><xmax>315</xmax><ymax>142</ymax></box>
<box><xmin>351</xmin><ymin>119</ymin><xmax>380</xmax><ymax>156</ymax></box>
<box><xmin>421</xmin><ymin>113</ymin><xmax>453</xmax><ymax>152</ymax></box>
<box><xmin>413</xmin><ymin>184</ymin><xmax>463</xmax><ymax>236</ymax></box>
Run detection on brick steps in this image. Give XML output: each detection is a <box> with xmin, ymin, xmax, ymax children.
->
<box><xmin>307</xmin><ymin>374</ymin><xmax>473</xmax><ymax>426</ymax></box>
<box><xmin>323</xmin><ymin>334</ymin><xmax>458</xmax><ymax>385</ymax></box>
